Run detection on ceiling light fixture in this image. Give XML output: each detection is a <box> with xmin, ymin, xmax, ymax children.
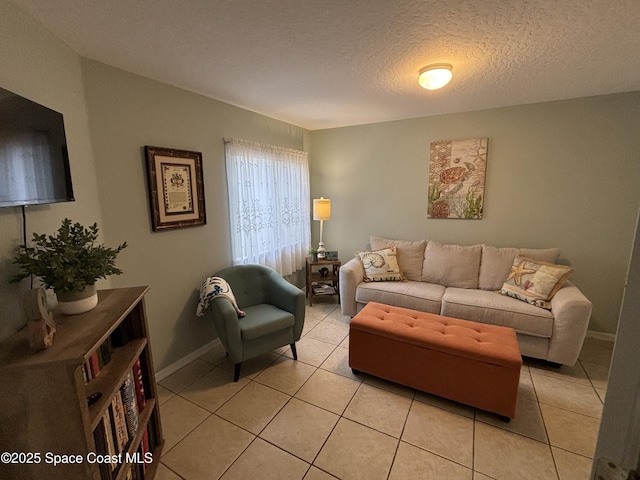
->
<box><xmin>418</xmin><ymin>64</ymin><xmax>453</xmax><ymax>90</ymax></box>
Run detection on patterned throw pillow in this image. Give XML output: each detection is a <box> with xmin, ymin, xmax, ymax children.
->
<box><xmin>500</xmin><ymin>256</ymin><xmax>573</xmax><ymax>309</ymax></box>
<box><xmin>355</xmin><ymin>247</ymin><xmax>405</xmax><ymax>282</ymax></box>
<box><xmin>369</xmin><ymin>236</ymin><xmax>427</xmax><ymax>281</ymax></box>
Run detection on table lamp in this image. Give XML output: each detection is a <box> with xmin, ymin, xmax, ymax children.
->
<box><xmin>313</xmin><ymin>197</ymin><xmax>331</xmax><ymax>259</ymax></box>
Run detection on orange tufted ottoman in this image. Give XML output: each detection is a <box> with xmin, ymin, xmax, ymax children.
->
<box><xmin>349</xmin><ymin>302</ymin><xmax>522</xmax><ymax>419</ymax></box>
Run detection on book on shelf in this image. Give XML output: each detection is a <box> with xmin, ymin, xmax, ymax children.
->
<box><xmin>100</xmin><ymin>337</ymin><xmax>114</xmax><ymax>365</ymax></box>
<box><xmin>92</xmin><ymin>419</ymin><xmax>113</xmax><ymax>480</ymax></box>
<box><xmin>123</xmin><ymin>464</ymin><xmax>133</xmax><ymax>480</ymax></box>
<box><xmin>146</xmin><ymin>422</ymin><xmax>157</xmax><ymax>454</ymax></box>
<box><xmin>120</xmin><ymin>372</ymin><xmax>139</xmax><ymax>437</ymax></box>
<box><xmin>111</xmin><ymin>318</ymin><xmax>134</xmax><ymax>348</ymax></box>
<box><xmin>89</xmin><ymin>351</ymin><xmax>101</xmax><ymax>377</ymax></box>
<box><xmin>96</xmin><ymin>343</ymin><xmax>105</xmax><ymax>368</ymax></box>
<box><xmin>132</xmin><ymin>462</ymin><xmax>145</xmax><ymax>480</ymax></box>
<box><xmin>141</xmin><ymin>429</ymin><xmax>149</xmax><ymax>457</ymax></box>
<box><xmin>82</xmin><ymin>362</ymin><xmax>90</xmax><ymax>382</ymax></box>
<box><xmin>102</xmin><ymin>410</ymin><xmax>117</xmax><ymax>470</ymax></box>
<box><xmin>313</xmin><ymin>284</ymin><xmax>336</xmax><ymax>295</ymax></box>
<box><xmin>132</xmin><ymin>358</ymin><xmax>146</xmax><ymax>411</ymax></box>
<box><xmin>111</xmin><ymin>391</ymin><xmax>129</xmax><ymax>453</ymax></box>
<box><xmin>86</xmin><ymin>339</ymin><xmax>115</xmax><ymax>384</ymax></box>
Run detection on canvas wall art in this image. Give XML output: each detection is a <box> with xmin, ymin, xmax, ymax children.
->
<box><xmin>428</xmin><ymin>137</ymin><xmax>488</xmax><ymax>219</ymax></box>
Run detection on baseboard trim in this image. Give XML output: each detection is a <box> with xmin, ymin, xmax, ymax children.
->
<box><xmin>154</xmin><ymin>328</ymin><xmax>615</xmax><ymax>381</ymax></box>
<box><xmin>155</xmin><ymin>338</ymin><xmax>221</xmax><ymax>382</ymax></box>
<box><xmin>586</xmin><ymin>330</ymin><xmax>616</xmax><ymax>343</ymax></box>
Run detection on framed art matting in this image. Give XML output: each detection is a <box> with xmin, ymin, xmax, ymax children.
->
<box><xmin>144</xmin><ymin>146</ymin><xmax>206</xmax><ymax>231</ymax></box>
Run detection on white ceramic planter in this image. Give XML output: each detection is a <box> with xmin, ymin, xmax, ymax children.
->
<box><xmin>56</xmin><ymin>285</ymin><xmax>98</xmax><ymax>315</ymax></box>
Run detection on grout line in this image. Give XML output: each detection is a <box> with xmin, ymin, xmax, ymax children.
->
<box><xmin>215</xmin><ymin>435</ymin><xmax>260</xmax><ymax>479</ymax></box>
<box><xmin>532</xmin><ymin>371</ymin><xmax>567</xmax><ymax>480</ymax></box>
<box><xmin>385</xmin><ymin>395</ymin><xmax>416</xmax><ymax>480</ymax></box>
<box><xmin>158</xmin><ymin>460</ymin><xmax>187</xmax><ymax>479</ymax></box>
<box><xmin>578</xmin><ymin>359</ymin><xmax>610</xmax><ymax>397</ymax></box>
<box><xmin>159</xmin><ymin>403</ymin><xmax>213</xmax><ymax>459</ymax></box>
<box><xmin>549</xmin><ymin>444</ymin><xmax>562</xmax><ymax>480</ymax></box>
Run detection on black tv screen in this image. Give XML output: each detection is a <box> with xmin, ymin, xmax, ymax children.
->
<box><xmin>0</xmin><ymin>86</ymin><xmax>74</xmax><ymax>208</ymax></box>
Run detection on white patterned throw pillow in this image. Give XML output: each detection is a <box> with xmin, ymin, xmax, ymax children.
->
<box><xmin>355</xmin><ymin>247</ymin><xmax>405</xmax><ymax>282</ymax></box>
<box><xmin>500</xmin><ymin>256</ymin><xmax>573</xmax><ymax>309</ymax></box>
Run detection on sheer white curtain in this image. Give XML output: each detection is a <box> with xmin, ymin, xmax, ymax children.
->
<box><xmin>224</xmin><ymin>138</ymin><xmax>311</xmax><ymax>276</ymax></box>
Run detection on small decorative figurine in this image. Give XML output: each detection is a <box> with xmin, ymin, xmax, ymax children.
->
<box><xmin>23</xmin><ymin>287</ymin><xmax>56</xmax><ymax>351</ymax></box>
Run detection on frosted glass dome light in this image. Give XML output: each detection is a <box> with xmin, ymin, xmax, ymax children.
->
<box><xmin>418</xmin><ymin>64</ymin><xmax>453</xmax><ymax>90</ymax></box>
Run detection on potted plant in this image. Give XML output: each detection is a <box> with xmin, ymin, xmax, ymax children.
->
<box><xmin>308</xmin><ymin>247</ymin><xmax>319</xmax><ymax>262</ymax></box>
<box><xmin>11</xmin><ymin>218</ymin><xmax>127</xmax><ymax>315</ymax></box>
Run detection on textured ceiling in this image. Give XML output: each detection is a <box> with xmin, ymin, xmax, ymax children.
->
<box><xmin>10</xmin><ymin>0</ymin><xmax>640</xmax><ymax>130</ymax></box>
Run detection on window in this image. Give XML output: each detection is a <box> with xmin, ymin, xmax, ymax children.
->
<box><xmin>224</xmin><ymin>138</ymin><xmax>310</xmax><ymax>276</ymax></box>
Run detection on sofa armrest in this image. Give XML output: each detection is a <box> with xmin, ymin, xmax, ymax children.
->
<box><xmin>339</xmin><ymin>257</ymin><xmax>364</xmax><ymax>317</ymax></box>
<box><xmin>547</xmin><ymin>283</ymin><xmax>593</xmax><ymax>365</ymax></box>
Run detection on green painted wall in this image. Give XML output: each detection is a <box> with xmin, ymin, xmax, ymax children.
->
<box><xmin>0</xmin><ymin>0</ymin><xmax>308</xmax><ymax>370</ymax></box>
<box><xmin>310</xmin><ymin>92</ymin><xmax>640</xmax><ymax>335</ymax></box>
<box><xmin>81</xmin><ymin>60</ymin><xmax>308</xmax><ymax>369</ymax></box>
<box><xmin>0</xmin><ymin>0</ymin><xmax>105</xmax><ymax>339</ymax></box>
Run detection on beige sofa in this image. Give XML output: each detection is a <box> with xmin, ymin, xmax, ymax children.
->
<box><xmin>339</xmin><ymin>237</ymin><xmax>593</xmax><ymax>366</ymax></box>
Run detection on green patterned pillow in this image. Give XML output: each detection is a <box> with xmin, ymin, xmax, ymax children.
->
<box><xmin>356</xmin><ymin>247</ymin><xmax>405</xmax><ymax>282</ymax></box>
<box><xmin>500</xmin><ymin>256</ymin><xmax>573</xmax><ymax>309</ymax></box>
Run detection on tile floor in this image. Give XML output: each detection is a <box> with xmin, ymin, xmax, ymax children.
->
<box><xmin>155</xmin><ymin>300</ymin><xmax>613</xmax><ymax>480</ymax></box>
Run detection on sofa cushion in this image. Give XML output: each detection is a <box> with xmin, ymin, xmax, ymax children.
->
<box><xmin>441</xmin><ymin>287</ymin><xmax>554</xmax><ymax>338</ymax></box>
<box><xmin>422</xmin><ymin>241</ymin><xmax>482</xmax><ymax>288</ymax></box>
<box><xmin>356</xmin><ymin>247</ymin><xmax>405</xmax><ymax>282</ymax></box>
<box><xmin>479</xmin><ymin>245</ymin><xmax>561</xmax><ymax>291</ymax></box>
<box><xmin>500</xmin><ymin>256</ymin><xmax>573</xmax><ymax>309</ymax></box>
<box><xmin>356</xmin><ymin>281</ymin><xmax>444</xmax><ymax>314</ymax></box>
<box><xmin>519</xmin><ymin>247</ymin><xmax>561</xmax><ymax>263</ymax></box>
<box><xmin>370</xmin><ymin>236</ymin><xmax>426</xmax><ymax>281</ymax></box>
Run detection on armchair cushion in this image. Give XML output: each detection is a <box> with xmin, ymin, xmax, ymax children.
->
<box><xmin>240</xmin><ymin>304</ymin><xmax>295</xmax><ymax>341</ymax></box>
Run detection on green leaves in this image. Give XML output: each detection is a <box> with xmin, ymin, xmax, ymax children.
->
<box><xmin>11</xmin><ymin>218</ymin><xmax>127</xmax><ymax>294</ymax></box>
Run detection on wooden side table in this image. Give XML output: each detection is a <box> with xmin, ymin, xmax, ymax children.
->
<box><xmin>306</xmin><ymin>257</ymin><xmax>341</xmax><ymax>306</ymax></box>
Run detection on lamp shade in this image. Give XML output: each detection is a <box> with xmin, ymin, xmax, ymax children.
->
<box><xmin>418</xmin><ymin>64</ymin><xmax>453</xmax><ymax>90</ymax></box>
<box><xmin>313</xmin><ymin>197</ymin><xmax>331</xmax><ymax>221</ymax></box>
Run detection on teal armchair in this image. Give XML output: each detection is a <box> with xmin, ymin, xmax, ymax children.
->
<box><xmin>207</xmin><ymin>264</ymin><xmax>306</xmax><ymax>381</ymax></box>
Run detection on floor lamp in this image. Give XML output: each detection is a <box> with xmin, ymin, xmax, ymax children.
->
<box><xmin>313</xmin><ymin>197</ymin><xmax>331</xmax><ymax>259</ymax></box>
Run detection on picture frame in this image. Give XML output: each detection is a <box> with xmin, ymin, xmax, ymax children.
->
<box><xmin>325</xmin><ymin>251</ymin><xmax>339</xmax><ymax>260</ymax></box>
<box><xmin>144</xmin><ymin>146</ymin><xmax>206</xmax><ymax>231</ymax></box>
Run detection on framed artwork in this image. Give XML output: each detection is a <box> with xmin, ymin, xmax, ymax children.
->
<box><xmin>427</xmin><ymin>137</ymin><xmax>488</xmax><ymax>219</ymax></box>
<box><xmin>144</xmin><ymin>146</ymin><xmax>206</xmax><ymax>231</ymax></box>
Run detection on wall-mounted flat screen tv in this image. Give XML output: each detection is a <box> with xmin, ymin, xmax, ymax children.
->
<box><xmin>0</xmin><ymin>86</ymin><xmax>74</xmax><ymax>208</ymax></box>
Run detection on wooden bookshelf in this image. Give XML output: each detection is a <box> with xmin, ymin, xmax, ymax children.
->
<box><xmin>0</xmin><ymin>287</ymin><xmax>163</xmax><ymax>480</ymax></box>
